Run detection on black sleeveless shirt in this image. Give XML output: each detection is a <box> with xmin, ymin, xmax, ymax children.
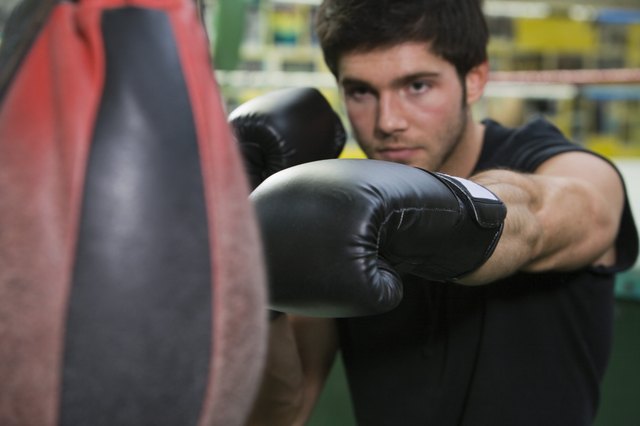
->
<box><xmin>337</xmin><ymin>118</ymin><xmax>639</xmax><ymax>426</ymax></box>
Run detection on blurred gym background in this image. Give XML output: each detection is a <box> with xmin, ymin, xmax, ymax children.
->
<box><xmin>1</xmin><ymin>0</ymin><xmax>638</xmax><ymax>424</ymax></box>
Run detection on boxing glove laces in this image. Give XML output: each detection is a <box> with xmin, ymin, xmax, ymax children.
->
<box><xmin>251</xmin><ymin>159</ymin><xmax>507</xmax><ymax>317</ymax></box>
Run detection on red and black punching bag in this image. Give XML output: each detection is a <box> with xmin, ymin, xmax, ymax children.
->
<box><xmin>0</xmin><ymin>0</ymin><xmax>267</xmax><ymax>425</ymax></box>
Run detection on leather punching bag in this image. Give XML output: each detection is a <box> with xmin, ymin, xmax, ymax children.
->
<box><xmin>0</xmin><ymin>0</ymin><xmax>267</xmax><ymax>425</ymax></box>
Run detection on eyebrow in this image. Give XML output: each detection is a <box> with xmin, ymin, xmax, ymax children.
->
<box><xmin>340</xmin><ymin>71</ymin><xmax>441</xmax><ymax>89</ymax></box>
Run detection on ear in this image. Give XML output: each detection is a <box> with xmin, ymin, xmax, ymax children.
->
<box><xmin>465</xmin><ymin>61</ymin><xmax>489</xmax><ymax>105</ymax></box>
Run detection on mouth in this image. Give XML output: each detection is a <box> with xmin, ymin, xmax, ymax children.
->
<box><xmin>376</xmin><ymin>146</ymin><xmax>421</xmax><ymax>162</ymax></box>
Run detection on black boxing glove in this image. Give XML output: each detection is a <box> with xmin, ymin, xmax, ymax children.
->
<box><xmin>228</xmin><ymin>87</ymin><xmax>347</xmax><ymax>190</ymax></box>
<box><xmin>250</xmin><ymin>159</ymin><xmax>506</xmax><ymax>317</ymax></box>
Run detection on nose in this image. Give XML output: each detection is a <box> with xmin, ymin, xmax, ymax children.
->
<box><xmin>375</xmin><ymin>92</ymin><xmax>408</xmax><ymax>138</ymax></box>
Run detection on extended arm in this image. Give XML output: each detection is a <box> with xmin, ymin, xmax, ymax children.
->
<box><xmin>463</xmin><ymin>151</ymin><xmax>624</xmax><ymax>285</ymax></box>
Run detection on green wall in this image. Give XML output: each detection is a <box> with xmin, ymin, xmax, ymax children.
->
<box><xmin>210</xmin><ymin>0</ymin><xmax>248</xmax><ymax>70</ymax></box>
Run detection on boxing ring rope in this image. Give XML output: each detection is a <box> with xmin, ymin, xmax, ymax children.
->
<box><xmin>490</xmin><ymin>68</ymin><xmax>640</xmax><ymax>85</ymax></box>
<box><xmin>216</xmin><ymin>68</ymin><xmax>640</xmax><ymax>100</ymax></box>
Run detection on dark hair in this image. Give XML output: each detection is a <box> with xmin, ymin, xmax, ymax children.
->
<box><xmin>315</xmin><ymin>0</ymin><xmax>488</xmax><ymax>79</ymax></box>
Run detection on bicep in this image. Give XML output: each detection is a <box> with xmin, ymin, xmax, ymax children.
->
<box><xmin>534</xmin><ymin>151</ymin><xmax>623</xmax><ymax>206</ymax></box>
<box><xmin>527</xmin><ymin>151</ymin><xmax>624</xmax><ymax>270</ymax></box>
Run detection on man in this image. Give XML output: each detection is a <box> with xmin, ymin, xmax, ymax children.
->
<box><xmin>246</xmin><ymin>0</ymin><xmax>639</xmax><ymax>425</ymax></box>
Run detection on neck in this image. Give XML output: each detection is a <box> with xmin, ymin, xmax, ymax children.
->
<box><xmin>439</xmin><ymin>115</ymin><xmax>485</xmax><ymax>178</ymax></box>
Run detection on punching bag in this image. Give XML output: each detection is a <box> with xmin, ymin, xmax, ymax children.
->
<box><xmin>0</xmin><ymin>0</ymin><xmax>267</xmax><ymax>425</ymax></box>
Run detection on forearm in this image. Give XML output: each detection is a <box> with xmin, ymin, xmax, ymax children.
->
<box><xmin>461</xmin><ymin>167</ymin><xmax>619</xmax><ymax>285</ymax></box>
<box><xmin>245</xmin><ymin>314</ymin><xmax>305</xmax><ymax>426</ymax></box>
<box><xmin>245</xmin><ymin>316</ymin><xmax>338</xmax><ymax>426</ymax></box>
<box><xmin>459</xmin><ymin>170</ymin><xmax>542</xmax><ymax>284</ymax></box>
<box><xmin>289</xmin><ymin>316</ymin><xmax>338</xmax><ymax>425</ymax></box>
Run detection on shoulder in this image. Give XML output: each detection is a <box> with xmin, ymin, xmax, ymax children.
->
<box><xmin>480</xmin><ymin>117</ymin><xmax>584</xmax><ymax>173</ymax></box>
<box><xmin>484</xmin><ymin>116</ymin><xmax>566</xmax><ymax>142</ymax></box>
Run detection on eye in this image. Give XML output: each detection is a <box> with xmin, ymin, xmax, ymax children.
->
<box><xmin>408</xmin><ymin>80</ymin><xmax>431</xmax><ymax>94</ymax></box>
<box><xmin>344</xmin><ymin>85</ymin><xmax>373</xmax><ymax>101</ymax></box>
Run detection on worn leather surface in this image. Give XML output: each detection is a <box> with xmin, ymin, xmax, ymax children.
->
<box><xmin>0</xmin><ymin>1</ymin><xmax>266</xmax><ymax>425</ymax></box>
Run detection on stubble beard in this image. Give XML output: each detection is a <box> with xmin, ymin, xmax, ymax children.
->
<box><xmin>429</xmin><ymin>102</ymin><xmax>469</xmax><ymax>173</ymax></box>
<box><xmin>354</xmin><ymin>88</ymin><xmax>471</xmax><ymax>172</ymax></box>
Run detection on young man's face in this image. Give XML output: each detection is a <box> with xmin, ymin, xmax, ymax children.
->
<box><xmin>337</xmin><ymin>42</ymin><xmax>473</xmax><ymax>172</ymax></box>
